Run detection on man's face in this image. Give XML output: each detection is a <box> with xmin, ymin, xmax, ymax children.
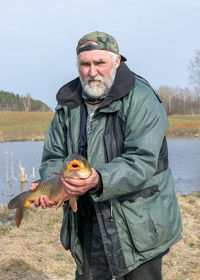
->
<box><xmin>78</xmin><ymin>49</ymin><xmax>120</xmax><ymax>99</ymax></box>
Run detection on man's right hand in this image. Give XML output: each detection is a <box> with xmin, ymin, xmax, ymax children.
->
<box><xmin>30</xmin><ymin>183</ymin><xmax>57</xmax><ymax>209</ymax></box>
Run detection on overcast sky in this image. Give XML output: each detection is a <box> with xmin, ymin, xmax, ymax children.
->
<box><xmin>0</xmin><ymin>0</ymin><xmax>199</xmax><ymax>109</ymax></box>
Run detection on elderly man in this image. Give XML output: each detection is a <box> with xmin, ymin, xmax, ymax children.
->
<box><xmin>33</xmin><ymin>31</ymin><xmax>182</xmax><ymax>280</ymax></box>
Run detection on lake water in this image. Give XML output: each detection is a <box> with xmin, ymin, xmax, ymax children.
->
<box><xmin>167</xmin><ymin>138</ymin><xmax>200</xmax><ymax>194</ymax></box>
<box><xmin>0</xmin><ymin>138</ymin><xmax>199</xmax><ymax>205</ymax></box>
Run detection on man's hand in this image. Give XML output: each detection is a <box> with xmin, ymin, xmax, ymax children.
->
<box><xmin>30</xmin><ymin>168</ymin><xmax>99</xmax><ymax>208</ymax></box>
<box><xmin>30</xmin><ymin>183</ymin><xmax>57</xmax><ymax>209</ymax></box>
<box><xmin>61</xmin><ymin>168</ymin><xmax>99</xmax><ymax>196</ymax></box>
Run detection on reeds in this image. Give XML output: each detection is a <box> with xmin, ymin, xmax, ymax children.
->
<box><xmin>4</xmin><ymin>150</ymin><xmax>35</xmax><ymax>184</ymax></box>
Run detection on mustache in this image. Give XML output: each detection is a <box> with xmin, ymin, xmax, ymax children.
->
<box><xmin>87</xmin><ymin>76</ymin><xmax>104</xmax><ymax>82</ymax></box>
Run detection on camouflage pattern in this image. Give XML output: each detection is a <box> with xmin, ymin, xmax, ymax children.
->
<box><xmin>76</xmin><ymin>31</ymin><xmax>127</xmax><ymax>61</ymax></box>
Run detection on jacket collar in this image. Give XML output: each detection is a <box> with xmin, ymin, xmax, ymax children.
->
<box><xmin>56</xmin><ymin>62</ymin><xmax>135</xmax><ymax>109</ymax></box>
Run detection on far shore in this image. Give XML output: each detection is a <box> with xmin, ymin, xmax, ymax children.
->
<box><xmin>0</xmin><ymin>133</ymin><xmax>199</xmax><ymax>143</ymax></box>
<box><xmin>0</xmin><ymin>112</ymin><xmax>200</xmax><ymax>142</ymax></box>
<box><xmin>0</xmin><ymin>135</ymin><xmax>45</xmax><ymax>143</ymax></box>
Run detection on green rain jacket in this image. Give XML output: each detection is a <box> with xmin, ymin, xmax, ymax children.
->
<box><xmin>39</xmin><ymin>62</ymin><xmax>182</xmax><ymax>278</ymax></box>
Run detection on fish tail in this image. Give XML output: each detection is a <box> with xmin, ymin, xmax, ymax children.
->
<box><xmin>8</xmin><ymin>191</ymin><xmax>30</xmax><ymax>210</ymax></box>
<box><xmin>8</xmin><ymin>191</ymin><xmax>32</xmax><ymax>227</ymax></box>
<box><xmin>15</xmin><ymin>206</ymin><xmax>26</xmax><ymax>228</ymax></box>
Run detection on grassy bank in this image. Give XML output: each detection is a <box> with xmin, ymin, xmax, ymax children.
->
<box><xmin>0</xmin><ymin>193</ymin><xmax>199</xmax><ymax>280</ymax></box>
<box><xmin>0</xmin><ymin>112</ymin><xmax>200</xmax><ymax>142</ymax></box>
<box><xmin>0</xmin><ymin>111</ymin><xmax>54</xmax><ymax>142</ymax></box>
<box><xmin>167</xmin><ymin>114</ymin><xmax>200</xmax><ymax>137</ymax></box>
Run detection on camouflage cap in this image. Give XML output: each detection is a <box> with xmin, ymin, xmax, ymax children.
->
<box><xmin>76</xmin><ymin>31</ymin><xmax>127</xmax><ymax>61</ymax></box>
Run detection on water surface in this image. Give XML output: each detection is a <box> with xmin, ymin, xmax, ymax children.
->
<box><xmin>0</xmin><ymin>141</ymin><xmax>43</xmax><ymax>204</ymax></box>
<box><xmin>168</xmin><ymin>138</ymin><xmax>200</xmax><ymax>194</ymax></box>
<box><xmin>0</xmin><ymin>138</ymin><xmax>199</xmax><ymax>204</ymax></box>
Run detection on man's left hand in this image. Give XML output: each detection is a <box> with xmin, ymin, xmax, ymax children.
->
<box><xmin>61</xmin><ymin>168</ymin><xmax>99</xmax><ymax>196</ymax></box>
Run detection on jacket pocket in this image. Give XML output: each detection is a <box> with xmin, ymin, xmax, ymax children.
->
<box><xmin>60</xmin><ymin>201</ymin><xmax>71</xmax><ymax>250</ymax></box>
<box><xmin>120</xmin><ymin>186</ymin><xmax>171</xmax><ymax>252</ymax></box>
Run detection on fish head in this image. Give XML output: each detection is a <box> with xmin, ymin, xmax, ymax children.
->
<box><xmin>62</xmin><ymin>154</ymin><xmax>92</xmax><ymax>179</ymax></box>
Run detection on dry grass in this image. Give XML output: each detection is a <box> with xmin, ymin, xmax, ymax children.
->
<box><xmin>0</xmin><ymin>112</ymin><xmax>200</xmax><ymax>142</ymax></box>
<box><xmin>167</xmin><ymin>114</ymin><xmax>200</xmax><ymax>137</ymax></box>
<box><xmin>0</xmin><ymin>111</ymin><xmax>54</xmax><ymax>142</ymax></box>
<box><xmin>0</xmin><ymin>194</ymin><xmax>199</xmax><ymax>280</ymax></box>
<box><xmin>0</xmin><ymin>206</ymin><xmax>76</xmax><ymax>280</ymax></box>
<box><xmin>163</xmin><ymin>193</ymin><xmax>200</xmax><ymax>280</ymax></box>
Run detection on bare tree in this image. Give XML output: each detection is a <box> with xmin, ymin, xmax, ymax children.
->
<box><xmin>188</xmin><ymin>49</ymin><xmax>200</xmax><ymax>93</ymax></box>
<box><xmin>158</xmin><ymin>86</ymin><xmax>200</xmax><ymax>115</ymax></box>
<box><xmin>158</xmin><ymin>86</ymin><xmax>175</xmax><ymax>115</ymax></box>
<box><xmin>21</xmin><ymin>93</ymin><xmax>32</xmax><ymax>111</ymax></box>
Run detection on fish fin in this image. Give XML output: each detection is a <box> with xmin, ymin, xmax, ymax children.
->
<box><xmin>55</xmin><ymin>200</ymin><xmax>63</xmax><ymax>210</ymax></box>
<box><xmin>24</xmin><ymin>200</ymin><xmax>33</xmax><ymax>208</ymax></box>
<box><xmin>15</xmin><ymin>206</ymin><xmax>26</xmax><ymax>228</ymax></box>
<box><xmin>55</xmin><ymin>196</ymin><xmax>69</xmax><ymax>210</ymax></box>
<box><xmin>70</xmin><ymin>197</ymin><xmax>77</xmax><ymax>212</ymax></box>
<box><xmin>32</xmin><ymin>178</ymin><xmax>44</xmax><ymax>184</ymax></box>
<box><xmin>48</xmin><ymin>171</ymin><xmax>62</xmax><ymax>177</ymax></box>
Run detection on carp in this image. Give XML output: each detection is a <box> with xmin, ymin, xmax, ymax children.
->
<box><xmin>8</xmin><ymin>154</ymin><xmax>92</xmax><ymax>227</ymax></box>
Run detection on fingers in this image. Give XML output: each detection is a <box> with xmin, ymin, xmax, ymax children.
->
<box><xmin>33</xmin><ymin>197</ymin><xmax>40</xmax><ymax>208</ymax></box>
<box><xmin>31</xmin><ymin>182</ymin><xmax>57</xmax><ymax>208</ymax></box>
<box><xmin>63</xmin><ymin>168</ymin><xmax>98</xmax><ymax>186</ymax></box>
<box><xmin>39</xmin><ymin>195</ymin><xmax>48</xmax><ymax>209</ymax></box>
<box><xmin>61</xmin><ymin>179</ymin><xmax>85</xmax><ymax>196</ymax></box>
<box><xmin>33</xmin><ymin>195</ymin><xmax>57</xmax><ymax>209</ymax></box>
<box><xmin>30</xmin><ymin>182</ymin><xmax>39</xmax><ymax>191</ymax></box>
<box><xmin>61</xmin><ymin>169</ymin><xmax>99</xmax><ymax>196</ymax></box>
<box><xmin>44</xmin><ymin>196</ymin><xmax>57</xmax><ymax>208</ymax></box>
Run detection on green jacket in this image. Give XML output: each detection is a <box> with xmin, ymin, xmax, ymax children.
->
<box><xmin>39</xmin><ymin>62</ymin><xmax>182</xmax><ymax>277</ymax></box>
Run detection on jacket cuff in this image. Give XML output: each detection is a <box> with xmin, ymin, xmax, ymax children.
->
<box><xmin>89</xmin><ymin>171</ymin><xmax>103</xmax><ymax>194</ymax></box>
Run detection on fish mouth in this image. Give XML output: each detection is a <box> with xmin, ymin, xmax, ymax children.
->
<box><xmin>68</xmin><ymin>160</ymin><xmax>82</xmax><ymax>170</ymax></box>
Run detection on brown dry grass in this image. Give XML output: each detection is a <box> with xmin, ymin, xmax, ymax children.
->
<box><xmin>0</xmin><ymin>111</ymin><xmax>54</xmax><ymax>142</ymax></box>
<box><xmin>167</xmin><ymin>114</ymin><xmax>200</xmax><ymax>137</ymax></box>
<box><xmin>0</xmin><ymin>112</ymin><xmax>200</xmax><ymax>142</ymax></box>
<box><xmin>163</xmin><ymin>194</ymin><xmax>200</xmax><ymax>280</ymax></box>
<box><xmin>0</xmin><ymin>207</ymin><xmax>76</xmax><ymax>280</ymax></box>
<box><xmin>0</xmin><ymin>194</ymin><xmax>199</xmax><ymax>280</ymax></box>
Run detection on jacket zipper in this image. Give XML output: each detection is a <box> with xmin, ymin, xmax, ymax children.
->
<box><xmin>109</xmin><ymin>199</ymin><xmax>114</xmax><ymax>222</ymax></box>
<box><xmin>68</xmin><ymin>108</ymin><xmax>75</xmax><ymax>153</ymax></box>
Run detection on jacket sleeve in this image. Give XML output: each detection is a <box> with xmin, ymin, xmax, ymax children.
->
<box><xmin>39</xmin><ymin>106</ymin><xmax>68</xmax><ymax>179</ymax></box>
<box><xmin>92</xmin><ymin>81</ymin><xmax>169</xmax><ymax>202</ymax></box>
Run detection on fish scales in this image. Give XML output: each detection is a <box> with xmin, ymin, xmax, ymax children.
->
<box><xmin>7</xmin><ymin>153</ymin><xmax>92</xmax><ymax>227</ymax></box>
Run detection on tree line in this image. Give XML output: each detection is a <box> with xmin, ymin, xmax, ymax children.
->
<box><xmin>1</xmin><ymin>49</ymin><xmax>200</xmax><ymax>114</ymax></box>
<box><xmin>158</xmin><ymin>49</ymin><xmax>200</xmax><ymax>115</ymax></box>
<box><xmin>158</xmin><ymin>86</ymin><xmax>200</xmax><ymax>115</ymax></box>
<box><xmin>0</xmin><ymin>91</ymin><xmax>51</xmax><ymax>112</ymax></box>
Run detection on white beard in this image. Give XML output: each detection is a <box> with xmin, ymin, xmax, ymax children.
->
<box><xmin>79</xmin><ymin>66</ymin><xmax>117</xmax><ymax>99</ymax></box>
